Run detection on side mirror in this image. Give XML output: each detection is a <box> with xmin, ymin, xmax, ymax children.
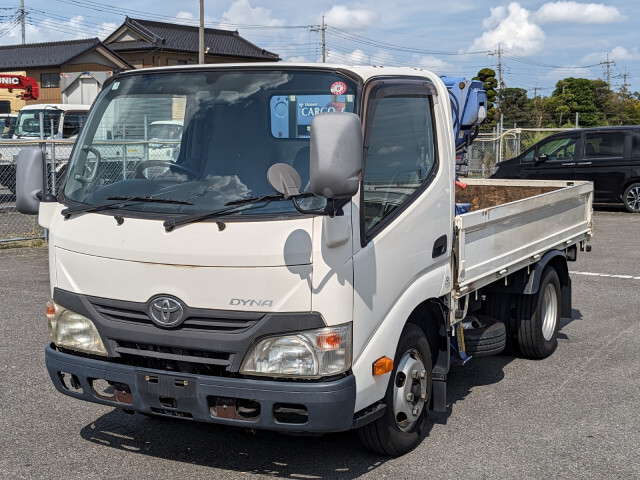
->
<box><xmin>309</xmin><ymin>112</ymin><xmax>362</xmax><ymax>199</ymax></box>
<box><xmin>16</xmin><ymin>147</ymin><xmax>46</xmax><ymax>215</ymax></box>
<box><xmin>535</xmin><ymin>153</ymin><xmax>549</xmax><ymax>164</ymax></box>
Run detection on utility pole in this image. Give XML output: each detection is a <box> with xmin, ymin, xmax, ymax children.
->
<box><xmin>489</xmin><ymin>43</ymin><xmax>504</xmax><ymax>90</ymax></box>
<box><xmin>600</xmin><ymin>53</ymin><xmax>615</xmax><ymax>89</ymax></box>
<box><xmin>533</xmin><ymin>86</ymin><xmax>540</xmax><ymax>98</ymax></box>
<box><xmin>198</xmin><ymin>0</ymin><xmax>205</xmax><ymax>64</ymax></box>
<box><xmin>311</xmin><ymin>16</ymin><xmax>326</xmax><ymax>63</ymax></box>
<box><xmin>497</xmin><ymin>43</ymin><xmax>503</xmax><ymax>89</ymax></box>
<box><xmin>619</xmin><ymin>68</ymin><xmax>631</xmax><ymax>95</ymax></box>
<box><xmin>20</xmin><ymin>0</ymin><xmax>25</xmax><ymax>44</ymax></box>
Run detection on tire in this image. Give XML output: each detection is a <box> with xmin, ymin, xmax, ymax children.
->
<box><xmin>462</xmin><ymin>315</ymin><xmax>506</xmax><ymax>357</ymax></box>
<box><xmin>357</xmin><ymin>323</ymin><xmax>432</xmax><ymax>456</ymax></box>
<box><xmin>623</xmin><ymin>183</ymin><xmax>640</xmax><ymax>213</ymax></box>
<box><xmin>515</xmin><ymin>267</ymin><xmax>561</xmax><ymax>358</ymax></box>
<box><xmin>484</xmin><ymin>292</ymin><xmax>517</xmax><ymax>353</ymax></box>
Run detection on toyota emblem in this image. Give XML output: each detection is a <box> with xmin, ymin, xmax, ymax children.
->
<box><xmin>149</xmin><ymin>296</ymin><xmax>185</xmax><ymax>328</ymax></box>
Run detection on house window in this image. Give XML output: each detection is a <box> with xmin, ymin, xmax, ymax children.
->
<box><xmin>167</xmin><ymin>59</ymin><xmax>188</xmax><ymax>66</ymax></box>
<box><xmin>41</xmin><ymin>73</ymin><xmax>60</xmax><ymax>88</ymax></box>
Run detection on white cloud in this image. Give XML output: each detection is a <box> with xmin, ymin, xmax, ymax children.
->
<box><xmin>0</xmin><ymin>16</ymin><xmax>117</xmax><ymax>44</ymax></box>
<box><xmin>470</xmin><ymin>3</ymin><xmax>545</xmax><ymax>55</ymax></box>
<box><xmin>414</xmin><ymin>55</ymin><xmax>452</xmax><ymax>71</ymax></box>
<box><xmin>174</xmin><ymin>12</ymin><xmax>196</xmax><ymax>26</ymax></box>
<box><xmin>482</xmin><ymin>6</ymin><xmax>508</xmax><ymax>30</ymax></box>
<box><xmin>582</xmin><ymin>46</ymin><xmax>640</xmax><ymax>64</ymax></box>
<box><xmin>534</xmin><ymin>2</ymin><xmax>625</xmax><ymax>24</ymax></box>
<box><xmin>326</xmin><ymin>48</ymin><xmax>370</xmax><ymax>64</ymax></box>
<box><xmin>222</xmin><ymin>0</ymin><xmax>284</xmax><ymax>27</ymax></box>
<box><xmin>324</xmin><ymin>5</ymin><xmax>376</xmax><ymax>29</ymax></box>
<box><xmin>610</xmin><ymin>46</ymin><xmax>640</xmax><ymax>61</ymax></box>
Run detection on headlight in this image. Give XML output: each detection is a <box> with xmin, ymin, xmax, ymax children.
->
<box><xmin>46</xmin><ymin>301</ymin><xmax>108</xmax><ymax>356</ymax></box>
<box><xmin>240</xmin><ymin>324</ymin><xmax>352</xmax><ymax>379</ymax></box>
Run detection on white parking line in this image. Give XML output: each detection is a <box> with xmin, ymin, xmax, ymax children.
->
<box><xmin>571</xmin><ymin>271</ymin><xmax>640</xmax><ymax>280</ymax></box>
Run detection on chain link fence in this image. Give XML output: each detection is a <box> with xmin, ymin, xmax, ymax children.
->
<box><xmin>1</xmin><ymin>139</ymin><xmax>74</xmax><ymax>244</ymax></box>
<box><xmin>462</xmin><ymin>128</ymin><xmax>573</xmax><ymax>177</ymax></box>
<box><xmin>0</xmin><ymin>138</ymin><xmax>182</xmax><ymax>244</ymax></box>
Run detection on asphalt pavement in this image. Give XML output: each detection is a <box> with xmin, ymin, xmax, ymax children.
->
<box><xmin>0</xmin><ymin>207</ymin><xmax>638</xmax><ymax>479</ymax></box>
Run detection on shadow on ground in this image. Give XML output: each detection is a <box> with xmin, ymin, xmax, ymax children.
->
<box><xmin>79</xmin><ymin>309</ymin><xmax>583</xmax><ymax>477</ymax></box>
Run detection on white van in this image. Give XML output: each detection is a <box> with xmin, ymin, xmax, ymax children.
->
<box><xmin>13</xmin><ymin>104</ymin><xmax>90</xmax><ymax>139</ymax></box>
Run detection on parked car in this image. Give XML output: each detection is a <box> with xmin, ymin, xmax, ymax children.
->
<box><xmin>491</xmin><ymin>126</ymin><xmax>640</xmax><ymax>213</ymax></box>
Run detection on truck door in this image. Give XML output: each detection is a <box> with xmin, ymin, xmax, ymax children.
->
<box><xmin>352</xmin><ymin>78</ymin><xmax>450</xmax><ymax>357</ymax></box>
<box><xmin>522</xmin><ymin>133</ymin><xmax>579</xmax><ymax>181</ymax></box>
<box><xmin>574</xmin><ymin>130</ymin><xmax>629</xmax><ymax>202</ymax></box>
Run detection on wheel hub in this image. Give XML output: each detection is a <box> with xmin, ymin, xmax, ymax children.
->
<box><xmin>626</xmin><ymin>186</ymin><xmax>640</xmax><ymax>212</ymax></box>
<box><xmin>393</xmin><ymin>349</ymin><xmax>427</xmax><ymax>432</ymax></box>
<box><xmin>541</xmin><ymin>283</ymin><xmax>558</xmax><ymax>341</ymax></box>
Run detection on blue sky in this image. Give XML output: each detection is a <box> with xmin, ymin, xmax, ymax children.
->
<box><xmin>1</xmin><ymin>1</ymin><xmax>638</xmax><ymax>96</ymax></box>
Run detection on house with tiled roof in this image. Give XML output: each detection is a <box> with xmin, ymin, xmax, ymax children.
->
<box><xmin>0</xmin><ymin>38</ymin><xmax>131</xmax><ymax>110</ymax></box>
<box><xmin>104</xmin><ymin>17</ymin><xmax>280</xmax><ymax>68</ymax></box>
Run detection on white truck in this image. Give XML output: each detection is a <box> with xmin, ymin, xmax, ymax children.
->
<box><xmin>16</xmin><ymin>64</ymin><xmax>593</xmax><ymax>456</ymax></box>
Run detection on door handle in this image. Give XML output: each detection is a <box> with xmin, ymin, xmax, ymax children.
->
<box><xmin>432</xmin><ymin>235</ymin><xmax>447</xmax><ymax>258</ymax></box>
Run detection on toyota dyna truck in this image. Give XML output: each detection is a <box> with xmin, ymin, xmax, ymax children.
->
<box><xmin>16</xmin><ymin>64</ymin><xmax>593</xmax><ymax>456</ymax></box>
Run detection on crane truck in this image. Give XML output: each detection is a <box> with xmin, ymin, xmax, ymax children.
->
<box><xmin>16</xmin><ymin>64</ymin><xmax>593</xmax><ymax>456</ymax></box>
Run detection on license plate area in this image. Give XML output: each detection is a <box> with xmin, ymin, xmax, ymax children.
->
<box><xmin>136</xmin><ymin>372</ymin><xmax>198</xmax><ymax>415</ymax></box>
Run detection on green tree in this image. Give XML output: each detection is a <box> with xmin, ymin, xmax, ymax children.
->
<box><xmin>497</xmin><ymin>87</ymin><xmax>532</xmax><ymax>127</ymax></box>
<box><xmin>548</xmin><ymin>78</ymin><xmax>613</xmax><ymax>127</ymax></box>
<box><xmin>473</xmin><ymin>68</ymin><xmax>498</xmax><ymax>128</ymax></box>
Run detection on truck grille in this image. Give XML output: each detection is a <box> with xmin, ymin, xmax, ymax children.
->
<box><xmin>89</xmin><ymin>298</ymin><xmax>264</xmax><ymax>333</ymax></box>
<box><xmin>112</xmin><ymin>339</ymin><xmax>234</xmax><ymax>376</ymax></box>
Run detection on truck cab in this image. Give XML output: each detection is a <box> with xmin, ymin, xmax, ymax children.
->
<box><xmin>13</xmin><ymin>103</ymin><xmax>90</xmax><ymax>139</ymax></box>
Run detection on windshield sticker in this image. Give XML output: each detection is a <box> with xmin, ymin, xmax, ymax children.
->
<box><xmin>112</xmin><ymin>82</ymin><xmax>120</xmax><ymax>90</ymax></box>
<box><xmin>330</xmin><ymin>81</ymin><xmax>347</xmax><ymax>95</ymax></box>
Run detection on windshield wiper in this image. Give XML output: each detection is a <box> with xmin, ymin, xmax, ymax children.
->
<box><xmin>163</xmin><ymin>192</ymin><xmax>320</xmax><ymax>232</ymax></box>
<box><xmin>163</xmin><ymin>194</ymin><xmax>287</xmax><ymax>232</ymax></box>
<box><xmin>61</xmin><ymin>196</ymin><xmax>193</xmax><ymax>219</ymax></box>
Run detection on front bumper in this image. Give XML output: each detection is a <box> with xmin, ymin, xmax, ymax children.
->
<box><xmin>46</xmin><ymin>344</ymin><xmax>357</xmax><ymax>433</ymax></box>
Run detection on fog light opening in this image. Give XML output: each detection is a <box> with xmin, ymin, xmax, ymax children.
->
<box><xmin>58</xmin><ymin>372</ymin><xmax>83</xmax><ymax>393</ymax></box>
<box><xmin>90</xmin><ymin>379</ymin><xmax>133</xmax><ymax>405</ymax></box>
<box><xmin>208</xmin><ymin>396</ymin><xmax>261</xmax><ymax>421</ymax></box>
<box><xmin>273</xmin><ymin>403</ymin><xmax>309</xmax><ymax>424</ymax></box>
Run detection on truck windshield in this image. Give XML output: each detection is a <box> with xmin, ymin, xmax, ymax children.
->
<box><xmin>14</xmin><ymin>109</ymin><xmax>62</xmax><ymax>138</ymax></box>
<box><xmin>63</xmin><ymin>69</ymin><xmax>358</xmax><ymax>218</ymax></box>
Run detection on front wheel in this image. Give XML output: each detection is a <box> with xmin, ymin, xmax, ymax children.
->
<box><xmin>515</xmin><ymin>267</ymin><xmax>561</xmax><ymax>358</ymax></box>
<box><xmin>357</xmin><ymin>323</ymin><xmax>432</xmax><ymax>456</ymax></box>
<box><xmin>623</xmin><ymin>183</ymin><xmax>640</xmax><ymax>213</ymax></box>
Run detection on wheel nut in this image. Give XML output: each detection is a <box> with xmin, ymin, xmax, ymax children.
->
<box><xmin>406</xmin><ymin>393</ymin><xmax>414</xmax><ymax>402</ymax></box>
<box><xmin>411</xmin><ymin>369</ymin><xmax>420</xmax><ymax>379</ymax></box>
<box><xmin>412</xmin><ymin>407</ymin><xmax>420</xmax><ymax>416</ymax></box>
<box><xmin>420</xmin><ymin>370</ymin><xmax>427</xmax><ymax>379</ymax></box>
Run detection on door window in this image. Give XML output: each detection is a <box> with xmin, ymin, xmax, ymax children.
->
<box><xmin>585</xmin><ymin>132</ymin><xmax>625</xmax><ymax>158</ymax></box>
<box><xmin>363</xmin><ymin>90</ymin><xmax>436</xmax><ymax>235</ymax></box>
<box><xmin>537</xmin><ymin>136</ymin><xmax>577</xmax><ymax>161</ymax></box>
<box><xmin>631</xmin><ymin>132</ymin><xmax>640</xmax><ymax>158</ymax></box>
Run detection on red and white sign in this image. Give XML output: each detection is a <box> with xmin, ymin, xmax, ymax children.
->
<box><xmin>330</xmin><ymin>81</ymin><xmax>347</xmax><ymax>95</ymax></box>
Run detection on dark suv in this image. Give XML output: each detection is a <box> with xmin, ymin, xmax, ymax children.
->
<box><xmin>491</xmin><ymin>126</ymin><xmax>640</xmax><ymax>213</ymax></box>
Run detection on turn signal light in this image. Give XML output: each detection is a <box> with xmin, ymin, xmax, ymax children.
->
<box><xmin>372</xmin><ymin>356</ymin><xmax>393</xmax><ymax>375</ymax></box>
<box><xmin>46</xmin><ymin>300</ymin><xmax>56</xmax><ymax>320</ymax></box>
<box><xmin>316</xmin><ymin>331</ymin><xmax>342</xmax><ymax>350</ymax></box>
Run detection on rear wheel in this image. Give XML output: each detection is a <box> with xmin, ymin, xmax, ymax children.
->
<box><xmin>515</xmin><ymin>267</ymin><xmax>561</xmax><ymax>358</ymax></box>
<box><xmin>358</xmin><ymin>323</ymin><xmax>432</xmax><ymax>456</ymax></box>
<box><xmin>623</xmin><ymin>183</ymin><xmax>640</xmax><ymax>213</ymax></box>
